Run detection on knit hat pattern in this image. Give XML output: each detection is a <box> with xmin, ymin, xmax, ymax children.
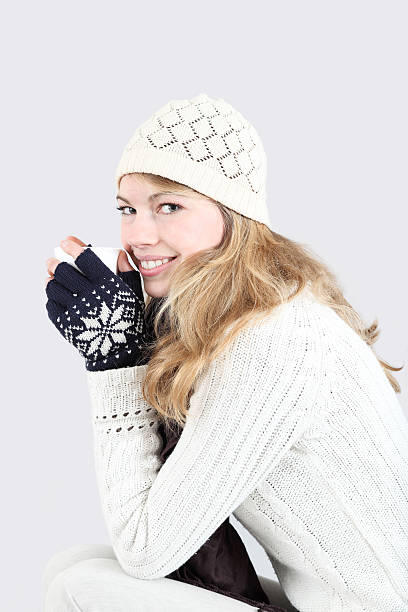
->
<box><xmin>115</xmin><ymin>93</ymin><xmax>272</xmax><ymax>230</ymax></box>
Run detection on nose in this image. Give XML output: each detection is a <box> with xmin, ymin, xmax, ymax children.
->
<box><xmin>123</xmin><ymin>214</ymin><xmax>161</xmax><ymax>248</ymax></box>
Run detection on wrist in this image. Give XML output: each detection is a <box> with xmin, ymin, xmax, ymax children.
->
<box><xmin>85</xmin><ymin>345</ymin><xmax>149</xmax><ymax>372</ymax></box>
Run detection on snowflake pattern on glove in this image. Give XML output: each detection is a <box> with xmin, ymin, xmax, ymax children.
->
<box><xmin>45</xmin><ymin>248</ymin><xmax>149</xmax><ymax>371</ymax></box>
<box><xmin>76</xmin><ymin>300</ymin><xmax>134</xmax><ymax>356</ymax></box>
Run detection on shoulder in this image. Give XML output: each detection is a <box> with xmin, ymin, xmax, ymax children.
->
<box><xmin>213</xmin><ymin>285</ymin><xmax>329</xmax><ymax>379</ymax></box>
<box><xmin>238</xmin><ymin>283</ymin><xmax>330</xmax><ymax>343</ymax></box>
<box><xmin>192</xmin><ymin>287</ymin><xmax>327</xmax><ymax>421</ymax></box>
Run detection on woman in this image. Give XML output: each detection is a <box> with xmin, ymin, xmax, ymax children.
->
<box><xmin>43</xmin><ymin>93</ymin><xmax>408</xmax><ymax>611</ymax></box>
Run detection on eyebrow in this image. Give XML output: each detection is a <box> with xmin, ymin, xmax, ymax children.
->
<box><xmin>116</xmin><ymin>191</ymin><xmax>187</xmax><ymax>205</ymax></box>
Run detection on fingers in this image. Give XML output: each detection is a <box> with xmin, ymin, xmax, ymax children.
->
<box><xmin>45</xmin><ymin>277</ymin><xmax>77</xmax><ymax>306</ymax></box>
<box><xmin>65</xmin><ymin>235</ymin><xmax>88</xmax><ymax>247</ymax></box>
<box><xmin>46</xmin><ymin>257</ymin><xmax>61</xmax><ymax>276</ymax></box>
<box><xmin>45</xmin><ymin>298</ymin><xmax>65</xmax><ymax>329</ymax></box>
<box><xmin>73</xmin><ymin>248</ymin><xmax>113</xmax><ymax>281</ymax></box>
<box><xmin>45</xmin><ymin>255</ymin><xmax>90</xmax><ymax>294</ymax></box>
<box><xmin>45</xmin><ymin>257</ymin><xmax>59</xmax><ymax>287</ymax></box>
<box><xmin>59</xmin><ymin>237</ymin><xmax>86</xmax><ymax>260</ymax></box>
<box><xmin>52</xmin><ymin>261</ymin><xmax>93</xmax><ymax>295</ymax></box>
<box><xmin>117</xmin><ymin>250</ymin><xmax>134</xmax><ymax>273</ymax></box>
<box><xmin>45</xmin><ymin>237</ymin><xmax>90</xmax><ymax>286</ymax></box>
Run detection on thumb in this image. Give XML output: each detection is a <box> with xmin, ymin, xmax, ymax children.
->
<box><xmin>117</xmin><ymin>250</ymin><xmax>134</xmax><ymax>273</ymax></box>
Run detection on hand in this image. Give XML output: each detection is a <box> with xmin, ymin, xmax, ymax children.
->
<box><xmin>45</xmin><ymin>236</ymin><xmax>149</xmax><ymax>371</ymax></box>
<box><xmin>44</xmin><ymin>236</ymin><xmax>136</xmax><ymax>284</ymax></box>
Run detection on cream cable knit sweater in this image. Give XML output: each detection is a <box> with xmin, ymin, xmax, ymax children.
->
<box><xmin>86</xmin><ymin>287</ymin><xmax>408</xmax><ymax>612</ymax></box>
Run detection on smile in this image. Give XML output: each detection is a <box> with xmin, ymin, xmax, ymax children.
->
<box><xmin>138</xmin><ymin>256</ymin><xmax>178</xmax><ymax>277</ymax></box>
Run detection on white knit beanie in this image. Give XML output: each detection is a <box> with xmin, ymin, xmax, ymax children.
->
<box><xmin>115</xmin><ymin>93</ymin><xmax>272</xmax><ymax>231</ymax></box>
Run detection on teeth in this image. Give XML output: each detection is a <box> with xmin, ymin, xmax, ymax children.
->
<box><xmin>141</xmin><ymin>258</ymin><xmax>172</xmax><ymax>269</ymax></box>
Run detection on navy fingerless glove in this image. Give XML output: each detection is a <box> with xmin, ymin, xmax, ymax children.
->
<box><xmin>45</xmin><ymin>247</ymin><xmax>150</xmax><ymax>371</ymax></box>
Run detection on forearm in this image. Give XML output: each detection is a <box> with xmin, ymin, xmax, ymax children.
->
<box><xmin>85</xmin><ymin>307</ymin><xmax>322</xmax><ymax>579</ymax></box>
<box><xmin>87</xmin><ymin>364</ymin><xmax>166</xmax><ymax>577</ymax></box>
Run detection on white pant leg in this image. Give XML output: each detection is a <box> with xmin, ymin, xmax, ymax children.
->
<box><xmin>42</xmin><ymin>544</ymin><xmax>116</xmax><ymax>611</ymax></box>
<box><xmin>44</xmin><ymin>554</ymin><xmax>265</xmax><ymax>612</ymax></box>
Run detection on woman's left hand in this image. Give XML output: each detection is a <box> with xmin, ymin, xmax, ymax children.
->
<box><xmin>45</xmin><ymin>237</ymin><xmax>149</xmax><ymax>371</ymax></box>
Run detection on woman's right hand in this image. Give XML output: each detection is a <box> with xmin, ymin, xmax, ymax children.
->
<box><xmin>45</xmin><ymin>236</ymin><xmax>149</xmax><ymax>371</ymax></box>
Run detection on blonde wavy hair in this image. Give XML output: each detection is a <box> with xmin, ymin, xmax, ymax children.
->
<box><xmin>127</xmin><ymin>172</ymin><xmax>404</xmax><ymax>431</ymax></box>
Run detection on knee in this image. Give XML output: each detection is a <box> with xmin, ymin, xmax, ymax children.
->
<box><xmin>44</xmin><ymin>569</ymin><xmax>80</xmax><ymax>612</ymax></box>
<box><xmin>44</xmin><ymin>558</ymin><xmax>125</xmax><ymax>612</ymax></box>
<box><xmin>41</xmin><ymin>544</ymin><xmax>115</xmax><ymax>604</ymax></box>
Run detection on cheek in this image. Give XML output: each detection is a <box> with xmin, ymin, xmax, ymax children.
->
<box><xmin>120</xmin><ymin>226</ymin><xmax>132</xmax><ymax>250</ymax></box>
<box><xmin>191</xmin><ymin>212</ymin><xmax>224</xmax><ymax>247</ymax></box>
<box><xmin>170</xmin><ymin>224</ymin><xmax>198</xmax><ymax>253</ymax></box>
<box><xmin>174</xmin><ymin>213</ymin><xmax>224</xmax><ymax>253</ymax></box>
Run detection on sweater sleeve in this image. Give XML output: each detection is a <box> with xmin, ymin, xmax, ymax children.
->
<box><xmin>85</xmin><ymin>298</ymin><xmax>324</xmax><ymax>579</ymax></box>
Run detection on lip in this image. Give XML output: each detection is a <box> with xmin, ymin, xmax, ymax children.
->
<box><xmin>138</xmin><ymin>256</ymin><xmax>178</xmax><ymax>277</ymax></box>
<box><xmin>136</xmin><ymin>254</ymin><xmax>177</xmax><ymax>261</ymax></box>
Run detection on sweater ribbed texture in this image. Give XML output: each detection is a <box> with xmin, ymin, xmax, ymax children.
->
<box><xmin>86</xmin><ymin>288</ymin><xmax>408</xmax><ymax>612</ymax></box>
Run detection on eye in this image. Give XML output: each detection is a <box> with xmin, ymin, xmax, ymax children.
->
<box><xmin>160</xmin><ymin>203</ymin><xmax>181</xmax><ymax>214</ymax></box>
<box><xmin>115</xmin><ymin>203</ymin><xmax>182</xmax><ymax>216</ymax></box>
<box><xmin>115</xmin><ymin>205</ymin><xmax>136</xmax><ymax>216</ymax></box>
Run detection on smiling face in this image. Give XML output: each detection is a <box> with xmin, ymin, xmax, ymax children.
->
<box><xmin>117</xmin><ymin>174</ymin><xmax>225</xmax><ymax>298</ymax></box>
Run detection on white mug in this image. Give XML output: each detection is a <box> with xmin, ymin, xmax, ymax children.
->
<box><xmin>53</xmin><ymin>245</ymin><xmax>140</xmax><ymax>275</ymax></box>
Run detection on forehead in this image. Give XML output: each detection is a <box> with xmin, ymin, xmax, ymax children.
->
<box><xmin>117</xmin><ymin>174</ymin><xmax>217</xmax><ymax>209</ymax></box>
<box><xmin>119</xmin><ymin>174</ymin><xmax>189</xmax><ymax>195</ymax></box>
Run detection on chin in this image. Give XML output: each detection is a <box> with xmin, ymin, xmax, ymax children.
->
<box><xmin>144</xmin><ymin>286</ymin><xmax>167</xmax><ymax>298</ymax></box>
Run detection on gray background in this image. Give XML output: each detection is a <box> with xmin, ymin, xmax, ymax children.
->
<box><xmin>1</xmin><ymin>1</ymin><xmax>407</xmax><ymax>610</ymax></box>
